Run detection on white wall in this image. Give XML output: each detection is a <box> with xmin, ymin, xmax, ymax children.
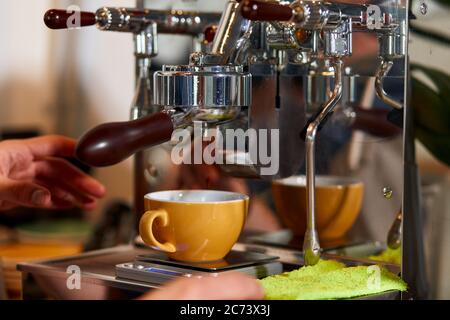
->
<box><xmin>0</xmin><ymin>0</ymin><xmax>58</xmax><ymax>133</ymax></box>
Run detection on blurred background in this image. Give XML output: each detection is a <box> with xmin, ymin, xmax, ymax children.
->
<box><xmin>0</xmin><ymin>0</ymin><xmax>449</xmax><ymax>299</ymax></box>
<box><xmin>0</xmin><ymin>0</ymin><xmax>136</xmax><ymax>222</ymax></box>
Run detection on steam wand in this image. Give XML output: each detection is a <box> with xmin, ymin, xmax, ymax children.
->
<box><xmin>375</xmin><ymin>59</ymin><xmax>403</xmax><ymax>110</ymax></box>
<box><xmin>375</xmin><ymin>21</ymin><xmax>406</xmax><ymax>111</ymax></box>
<box><xmin>303</xmin><ymin>59</ymin><xmax>343</xmax><ymax>266</ymax></box>
<box><xmin>374</xmin><ymin>27</ymin><xmax>406</xmax><ymax>248</ymax></box>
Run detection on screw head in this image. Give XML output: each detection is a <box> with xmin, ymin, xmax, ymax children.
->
<box><xmin>383</xmin><ymin>186</ymin><xmax>393</xmax><ymax>199</ymax></box>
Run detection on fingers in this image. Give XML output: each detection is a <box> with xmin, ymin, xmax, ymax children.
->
<box><xmin>36</xmin><ymin>178</ymin><xmax>97</xmax><ymax>210</ymax></box>
<box><xmin>197</xmin><ymin>273</ymin><xmax>264</xmax><ymax>300</ymax></box>
<box><xmin>140</xmin><ymin>272</ymin><xmax>264</xmax><ymax>300</ymax></box>
<box><xmin>0</xmin><ymin>135</ymin><xmax>105</xmax><ymax>211</ymax></box>
<box><xmin>24</xmin><ymin>135</ymin><xmax>77</xmax><ymax>159</ymax></box>
<box><xmin>34</xmin><ymin>158</ymin><xmax>106</xmax><ymax>198</ymax></box>
<box><xmin>0</xmin><ymin>177</ymin><xmax>51</xmax><ymax>208</ymax></box>
<box><xmin>0</xmin><ymin>200</ymin><xmax>18</xmax><ymax>211</ymax></box>
<box><xmin>0</xmin><ymin>175</ymin><xmax>98</xmax><ymax>211</ymax></box>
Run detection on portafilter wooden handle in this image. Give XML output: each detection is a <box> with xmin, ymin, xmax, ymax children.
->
<box><xmin>76</xmin><ymin>112</ymin><xmax>174</xmax><ymax>167</ymax></box>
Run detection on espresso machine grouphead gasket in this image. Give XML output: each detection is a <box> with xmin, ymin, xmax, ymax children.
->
<box><xmin>116</xmin><ymin>250</ymin><xmax>281</xmax><ymax>284</ymax></box>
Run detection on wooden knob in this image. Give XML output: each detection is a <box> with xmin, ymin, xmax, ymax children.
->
<box><xmin>241</xmin><ymin>0</ymin><xmax>293</xmax><ymax>21</ymax></box>
<box><xmin>76</xmin><ymin>112</ymin><xmax>175</xmax><ymax>167</ymax></box>
<box><xmin>44</xmin><ymin>9</ymin><xmax>96</xmax><ymax>29</ymax></box>
<box><xmin>204</xmin><ymin>25</ymin><xmax>218</xmax><ymax>44</ymax></box>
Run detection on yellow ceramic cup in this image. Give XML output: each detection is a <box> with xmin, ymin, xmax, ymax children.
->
<box><xmin>272</xmin><ymin>175</ymin><xmax>364</xmax><ymax>241</ymax></box>
<box><xmin>139</xmin><ymin>190</ymin><xmax>249</xmax><ymax>262</ymax></box>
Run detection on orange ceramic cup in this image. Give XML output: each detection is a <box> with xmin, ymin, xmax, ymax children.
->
<box><xmin>272</xmin><ymin>176</ymin><xmax>364</xmax><ymax>241</ymax></box>
<box><xmin>139</xmin><ymin>190</ymin><xmax>249</xmax><ymax>262</ymax></box>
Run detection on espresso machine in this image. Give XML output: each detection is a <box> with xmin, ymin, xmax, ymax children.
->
<box><xmin>17</xmin><ymin>0</ymin><xmax>428</xmax><ymax>300</ymax></box>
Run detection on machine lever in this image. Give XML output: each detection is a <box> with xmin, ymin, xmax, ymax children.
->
<box><xmin>44</xmin><ymin>9</ymin><xmax>96</xmax><ymax>29</ymax></box>
<box><xmin>76</xmin><ymin>112</ymin><xmax>174</xmax><ymax>167</ymax></box>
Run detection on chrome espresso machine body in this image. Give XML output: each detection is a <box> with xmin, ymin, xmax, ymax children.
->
<box><xmin>17</xmin><ymin>0</ymin><xmax>427</xmax><ymax>300</ymax></box>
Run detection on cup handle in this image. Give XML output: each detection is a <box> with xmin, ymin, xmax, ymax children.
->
<box><xmin>139</xmin><ymin>209</ymin><xmax>176</xmax><ymax>253</ymax></box>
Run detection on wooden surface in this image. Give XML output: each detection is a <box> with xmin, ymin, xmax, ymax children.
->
<box><xmin>0</xmin><ymin>243</ymin><xmax>83</xmax><ymax>299</ymax></box>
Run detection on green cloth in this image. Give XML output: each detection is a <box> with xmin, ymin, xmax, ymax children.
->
<box><xmin>368</xmin><ymin>247</ymin><xmax>401</xmax><ymax>265</ymax></box>
<box><xmin>260</xmin><ymin>260</ymin><xmax>407</xmax><ymax>300</ymax></box>
<box><xmin>16</xmin><ymin>219</ymin><xmax>92</xmax><ymax>242</ymax></box>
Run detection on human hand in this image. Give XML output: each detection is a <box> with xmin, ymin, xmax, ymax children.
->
<box><xmin>0</xmin><ymin>135</ymin><xmax>106</xmax><ymax>211</ymax></box>
<box><xmin>138</xmin><ymin>272</ymin><xmax>264</xmax><ymax>300</ymax></box>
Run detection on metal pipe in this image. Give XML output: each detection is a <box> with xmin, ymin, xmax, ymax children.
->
<box><xmin>96</xmin><ymin>7</ymin><xmax>222</xmax><ymax>35</ymax></box>
<box><xmin>211</xmin><ymin>0</ymin><xmax>253</xmax><ymax>64</ymax></box>
<box><xmin>375</xmin><ymin>59</ymin><xmax>403</xmax><ymax>110</ymax></box>
<box><xmin>130</xmin><ymin>23</ymin><xmax>159</xmax><ymax>241</ymax></box>
<box><xmin>303</xmin><ymin>59</ymin><xmax>343</xmax><ymax>266</ymax></box>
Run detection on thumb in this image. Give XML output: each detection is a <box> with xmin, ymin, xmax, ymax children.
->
<box><xmin>0</xmin><ymin>178</ymin><xmax>51</xmax><ymax>207</ymax></box>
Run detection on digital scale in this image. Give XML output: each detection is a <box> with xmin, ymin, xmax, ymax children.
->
<box><xmin>116</xmin><ymin>250</ymin><xmax>283</xmax><ymax>285</ymax></box>
<box><xmin>17</xmin><ymin>244</ymin><xmax>400</xmax><ymax>299</ymax></box>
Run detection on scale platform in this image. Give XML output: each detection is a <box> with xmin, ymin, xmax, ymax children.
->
<box><xmin>17</xmin><ymin>242</ymin><xmax>401</xmax><ymax>299</ymax></box>
<box><xmin>116</xmin><ymin>250</ymin><xmax>282</xmax><ymax>285</ymax></box>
